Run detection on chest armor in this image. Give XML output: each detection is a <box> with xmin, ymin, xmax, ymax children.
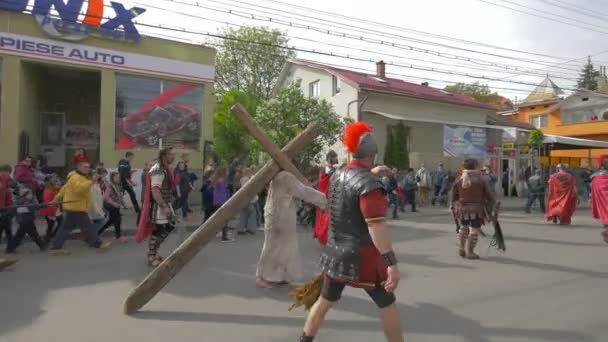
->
<box><xmin>319</xmin><ymin>167</ymin><xmax>384</xmax><ymax>282</ymax></box>
<box><xmin>149</xmin><ymin>165</ymin><xmax>174</xmax><ymax>204</ymax></box>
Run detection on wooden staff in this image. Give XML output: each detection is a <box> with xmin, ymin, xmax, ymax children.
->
<box><xmin>123</xmin><ymin>123</ymin><xmax>321</xmax><ymax>314</ymax></box>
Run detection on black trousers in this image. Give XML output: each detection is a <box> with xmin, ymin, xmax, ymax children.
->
<box><xmin>0</xmin><ymin>215</ymin><xmax>13</xmax><ymax>246</ymax></box>
<box><xmin>45</xmin><ymin>216</ymin><xmax>62</xmax><ymax>241</ymax></box>
<box><xmin>98</xmin><ymin>207</ymin><xmax>122</xmax><ymax>238</ymax></box>
<box><xmin>405</xmin><ymin>190</ymin><xmax>417</xmax><ymax>212</ymax></box>
<box><xmin>7</xmin><ymin>220</ymin><xmax>45</xmax><ymax>253</ymax></box>
<box><xmin>123</xmin><ymin>184</ymin><xmax>141</xmax><ymax>213</ymax></box>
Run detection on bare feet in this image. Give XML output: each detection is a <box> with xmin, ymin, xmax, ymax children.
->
<box><xmin>256</xmin><ymin>277</ymin><xmax>274</xmax><ymax>288</ymax></box>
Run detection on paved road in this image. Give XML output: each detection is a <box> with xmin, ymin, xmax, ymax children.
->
<box><xmin>1</xmin><ymin>202</ymin><xmax>607</xmax><ymax>342</ymax></box>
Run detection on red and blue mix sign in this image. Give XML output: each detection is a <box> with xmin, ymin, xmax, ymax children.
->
<box><xmin>0</xmin><ymin>0</ymin><xmax>146</xmax><ymax>43</ymax></box>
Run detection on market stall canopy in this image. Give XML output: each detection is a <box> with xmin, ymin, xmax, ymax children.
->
<box><xmin>543</xmin><ymin>134</ymin><xmax>608</xmax><ymax>150</ymax></box>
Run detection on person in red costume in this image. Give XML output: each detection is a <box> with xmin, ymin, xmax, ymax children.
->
<box><xmin>313</xmin><ymin>150</ymin><xmax>338</xmax><ymax>245</ymax></box>
<box><xmin>546</xmin><ymin>164</ymin><xmax>577</xmax><ymax>225</ymax></box>
<box><xmin>591</xmin><ymin>155</ymin><xmax>608</xmax><ymax>242</ymax></box>
<box><xmin>300</xmin><ymin>122</ymin><xmax>404</xmax><ymax>342</ymax></box>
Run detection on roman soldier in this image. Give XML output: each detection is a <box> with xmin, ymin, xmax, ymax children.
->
<box><xmin>591</xmin><ymin>155</ymin><xmax>608</xmax><ymax>243</ymax></box>
<box><xmin>135</xmin><ymin>147</ymin><xmax>177</xmax><ymax>267</ymax></box>
<box><xmin>546</xmin><ymin>164</ymin><xmax>577</xmax><ymax>225</ymax></box>
<box><xmin>300</xmin><ymin>122</ymin><xmax>404</xmax><ymax>342</ymax></box>
<box><xmin>313</xmin><ymin>150</ymin><xmax>338</xmax><ymax>245</ymax></box>
<box><xmin>452</xmin><ymin>158</ymin><xmax>495</xmax><ymax>260</ymax></box>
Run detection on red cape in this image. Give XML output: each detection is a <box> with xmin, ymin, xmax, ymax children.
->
<box><xmin>135</xmin><ymin>172</ymin><xmax>154</xmax><ymax>243</ymax></box>
<box><xmin>591</xmin><ymin>175</ymin><xmax>608</xmax><ymax>225</ymax></box>
<box><xmin>313</xmin><ymin>169</ymin><xmax>331</xmax><ymax>245</ymax></box>
<box><xmin>546</xmin><ymin>172</ymin><xmax>577</xmax><ymax>224</ymax></box>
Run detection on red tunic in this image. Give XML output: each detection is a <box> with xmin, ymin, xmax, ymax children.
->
<box><xmin>546</xmin><ymin>171</ymin><xmax>577</xmax><ymax>224</ymax></box>
<box><xmin>313</xmin><ymin>167</ymin><xmax>331</xmax><ymax>245</ymax></box>
<box><xmin>591</xmin><ymin>174</ymin><xmax>608</xmax><ymax>226</ymax></box>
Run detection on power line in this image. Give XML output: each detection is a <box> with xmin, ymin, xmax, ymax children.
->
<box><xmin>534</xmin><ymin>0</ymin><xmax>608</xmax><ymax>21</ymax></box>
<box><xmin>19</xmin><ymin>4</ymin><xmax>580</xmax><ymax>91</ymax></box>
<box><xmin>192</xmin><ymin>0</ymin><xmax>583</xmax><ymax>73</ymax></box>
<box><xmin>253</xmin><ymin>0</ymin><xmax>583</xmax><ymax>62</ymax></box>
<box><xmin>475</xmin><ymin>0</ymin><xmax>608</xmax><ymax>35</ymax></box>
<box><xmin>135</xmin><ymin>0</ymin><xmax>580</xmax><ymax>81</ymax></box>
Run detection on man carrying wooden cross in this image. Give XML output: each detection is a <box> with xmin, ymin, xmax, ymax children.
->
<box><xmin>300</xmin><ymin>122</ymin><xmax>405</xmax><ymax>342</ymax></box>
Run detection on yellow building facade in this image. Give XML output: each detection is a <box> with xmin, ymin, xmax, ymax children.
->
<box><xmin>0</xmin><ymin>8</ymin><xmax>216</xmax><ymax>170</ymax></box>
<box><xmin>504</xmin><ymin>77</ymin><xmax>608</xmax><ymax>167</ymax></box>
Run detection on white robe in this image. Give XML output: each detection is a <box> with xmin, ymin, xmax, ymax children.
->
<box><xmin>256</xmin><ymin>171</ymin><xmax>327</xmax><ymax>283</ymax></box>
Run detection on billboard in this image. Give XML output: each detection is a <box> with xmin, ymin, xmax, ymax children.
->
<box><xmin>443</xmin><ymin>125</ymin><xmax>487</xmax><ymax>159</ymax></box>
<box><xmin>115</xmin><ymin>75</ymin><xmax>203</xmax><ymax>150</ymax></box>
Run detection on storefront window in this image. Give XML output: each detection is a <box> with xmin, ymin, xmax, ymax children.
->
<box><xmin>115</xmin><ymin>74</ymin><xmax>203</xmax><ymax>150</ymax></box>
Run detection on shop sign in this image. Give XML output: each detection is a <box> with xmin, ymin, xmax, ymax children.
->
<box><xmin>502</xmin><ymin>142</ymin><xmax>515</xmax><ymax>151</ymax></box>
<box><xmin>0</xmin><ymin>0</ymin><xmax>145</xmax><ymax>43</ymax></box>
<box><xmin>0</xmin><ymin>33</ymin><xmax>215</xmax><ymax>83</ymax></box>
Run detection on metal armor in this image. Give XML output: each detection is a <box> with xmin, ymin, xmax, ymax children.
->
<box><xmin>319</xmin><ymin>167</ymin><xmax>385</xmax><ymax>282</ymax></box>
<box><xmin>591</xmin><ymin>168</ymin><xmax>608</xmax><ymax>179</ymax></box>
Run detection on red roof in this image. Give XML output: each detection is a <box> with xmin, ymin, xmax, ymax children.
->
<box><xmin>293</xmin><ymin>60</ymin><xmax>496</xmax><ymax>110</ymax></box>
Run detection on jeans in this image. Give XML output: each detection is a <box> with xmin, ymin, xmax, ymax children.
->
<box><xmin>239</xmin><ymin>203</ymin><xmax>257</xmax><ymax>232</ymax></box>
<box><xmin>405</xmin><ymin>190</ymin><xmax>417</xmax><ymax>212</ymax></box>
<box><xmin>525</xmin><ymin>192</ymin><xmax>546</xmax><ymax>213</ymax></box>
<box><xmin>51</xmin><ymin>212</ymin><xmax>101</xmax><ymax>249</ymax></box>
<box><xmin>175</xmin><ymin>191</ymin><xmax>190</xmax><ymax>218</ymax></box>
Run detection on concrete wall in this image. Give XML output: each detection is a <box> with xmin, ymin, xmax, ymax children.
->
<box><xmin>0</xmin><ymin>11</ymin><xmax>216</xmax><ymax>170</ymax></box>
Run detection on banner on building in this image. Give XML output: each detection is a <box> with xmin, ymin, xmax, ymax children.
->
<box><xmin>443</xmin><ymin>125</ymin><xmax>487</xmax><ymax>159</ymax></box>
<box><xmin>114</xmin><ymin>75</ymin><xmax>203</xmax><ymax>150</ymax></box>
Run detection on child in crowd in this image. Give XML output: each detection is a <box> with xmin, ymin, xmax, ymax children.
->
<box><xmin>40</xmin><ymin>175</ymin><xmax>62</xmax><ymax>243</ymax></box>
<box><xmin>0</xmin><ymin>165</ymin><xmax>15</xmax><ymax>247</ymax></box>
<box><xmin>89</xmin><ymin>168</ymin><xmax>107</xmax><ymax>235</ymax></box>
<box><xmin>6</xmin><ymin>188</ymin><xmax>46</xmax><ymax>253</ymax></box>
<box><xmin>210</xmin><ymin>167</ymin><xmax>232</xmax><ymax>242</ymax></box>
<box><xmin>99</xmin><ymin>172</ymin><xmax>127</xmax><ymax>243</ymax></box>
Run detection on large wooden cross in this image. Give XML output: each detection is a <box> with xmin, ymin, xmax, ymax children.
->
<box><xmin>123</xmin><ymin>104</ymin><xmax>320</xmax><ymax>314</ymax></box>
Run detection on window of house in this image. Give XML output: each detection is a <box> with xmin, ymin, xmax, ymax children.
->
<box><xmin>115</xmin><ymin>74</ymin><xmax>203</xmax><ymax>150</ymax></box>
<box><xmin>309</xmin><ymin>80</ymin><xmax>320</xmax><ymax>98</ymax></box>
<box><xmin>332</xmin><ymin>75</ymin><xmax>340</xmax><ymax>96</ymax></box>
<box><xmin>529</xmin><ymin>114</ymin><xmax>548</xmax><ymax>128</ymax></box>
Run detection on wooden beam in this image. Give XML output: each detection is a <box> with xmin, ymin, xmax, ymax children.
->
<box><xmin>123</xmin><ymin>123</ymin><xmax>322</xmax><ymax>315</ymax></box>
<box><xmin>231</xmin><ymin>104</ymin><xmax>310</xmax><ymax>186</ymax></box>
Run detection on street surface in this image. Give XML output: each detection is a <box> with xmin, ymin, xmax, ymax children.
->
<box><xmin>1</xmin><ymin>200</ymin><xmax>607</xmax><ymax>342</ymax></box>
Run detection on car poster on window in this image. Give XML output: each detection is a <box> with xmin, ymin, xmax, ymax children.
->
<box><xmin>115</xmin><ymin>80</ymin><xmax>203</xmax><ymax>150</ymax></box>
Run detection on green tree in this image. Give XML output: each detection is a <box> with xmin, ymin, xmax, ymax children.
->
<box><xmin>444</xmin><ymin>82</ymin><xmax>500</xmax><ymax>104</ymax></box>
<box><xmin>255</xmin><ymin>79</ymin><xmax>344</xmax><ymax>168</ymax></box>
<box><xmin>384</xmin><ymin>125</ymin><xmax>397</xmax><ymax>167</ymax></box>
<box><xmin>384</xmin><ymin>123</ymin><xmax>409</xmax><ymax>169</ymax></box>
<box><xmin>213</xmin><ymin>90</ymin><xmax>257</xmax><ymax>163</ymax></box>
<box><xmin>577</xmin><ymin>56</ymin><xmax>600</xmax><ymax>91</ymax></box>
<box><xmin>215</xmin><ymin>26</ymin><xmax>295</xmax><ymax>101</ymax></box>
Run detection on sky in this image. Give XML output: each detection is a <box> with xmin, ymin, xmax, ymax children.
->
<box><xmin>23</xmin><ymin>0</ymin><xmax>608</xmax><ymax>101</ymax></box>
